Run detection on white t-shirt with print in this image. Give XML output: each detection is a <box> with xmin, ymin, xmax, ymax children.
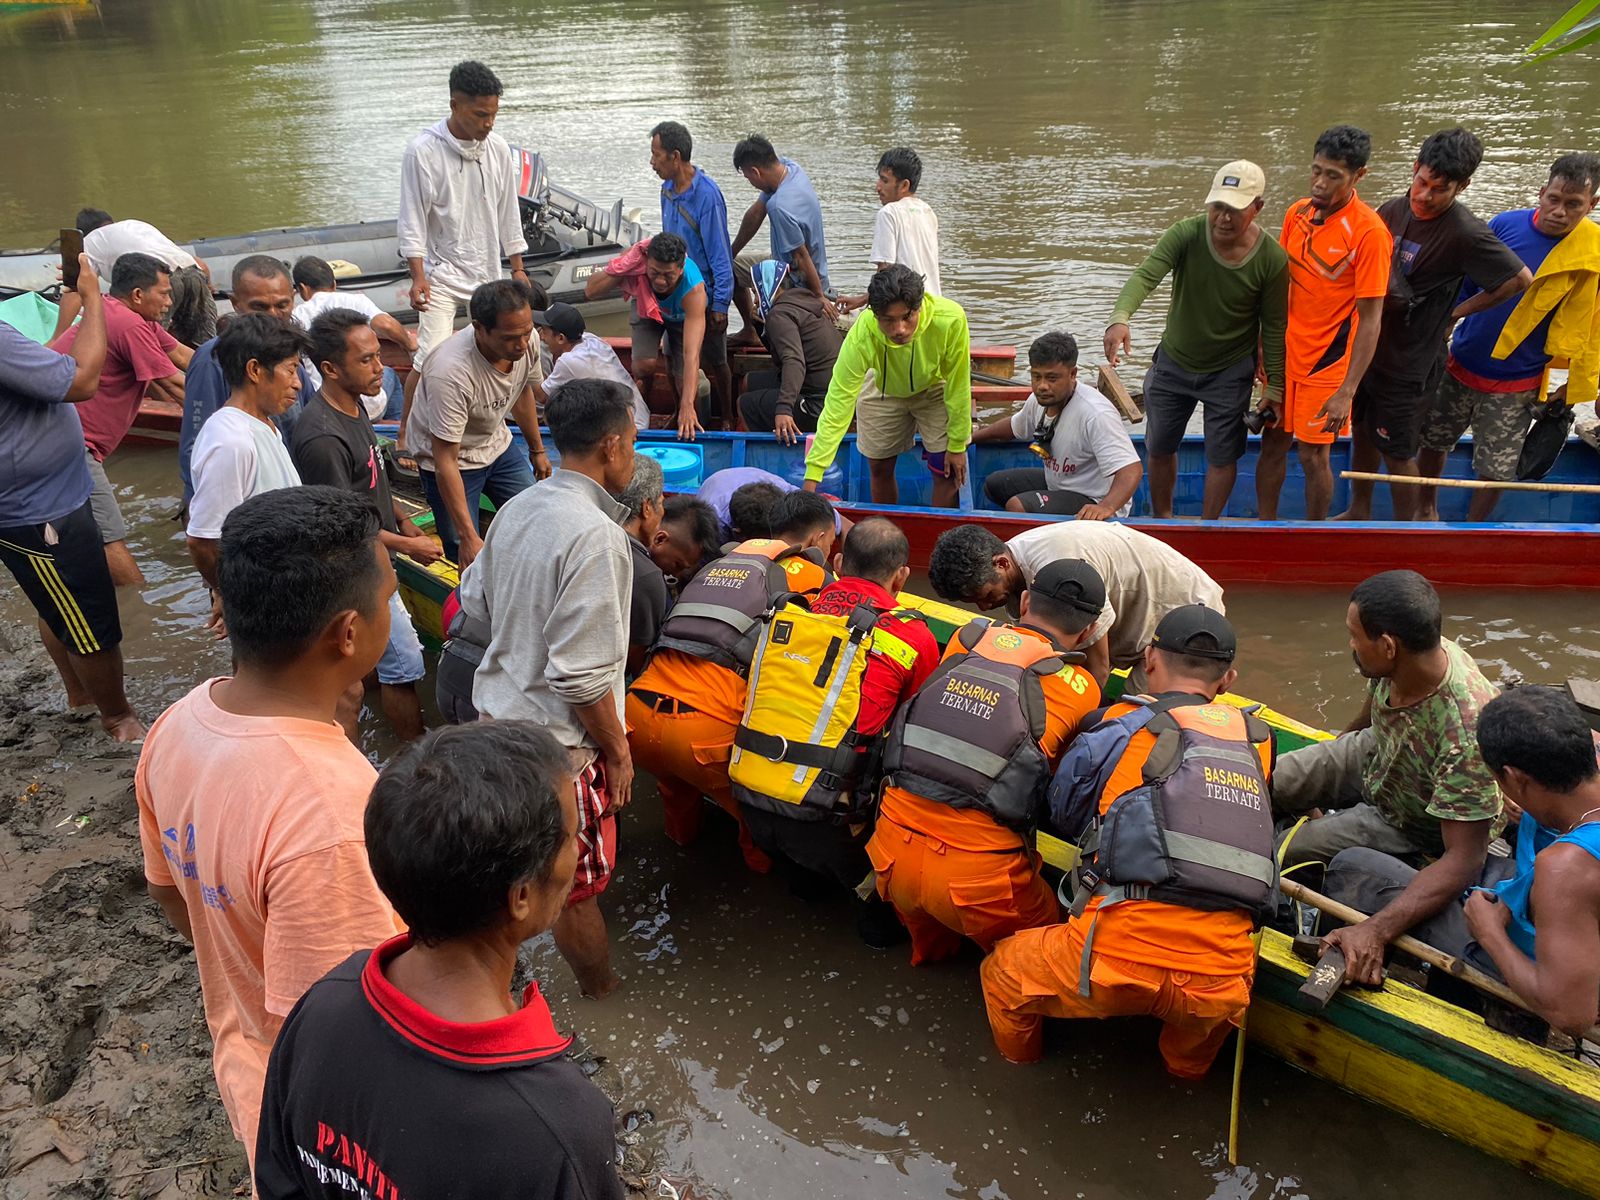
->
<box><xmin>870</xmin><ymin>196</ymin><xmax>942</xmax><ymax>296</ymax></box>
<box><xmin>544</xmin><ymin>332</ymin><xmax>648</xmax><ymax>430</ymax></box>
<box><xmin>186</xmin><ymin>407</ymin><xmax>302</xmax><ymax>539</ymax></box>
<box><xmin>1009</xmin><ymin>383</ymin><xmax>1141</xmax><ymax>515</ymax></box>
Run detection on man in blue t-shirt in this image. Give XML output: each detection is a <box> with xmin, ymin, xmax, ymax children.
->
<box><xmin>0</xmin><ymin>259</ymin><xmax>143</xmax><ymax>742</ymax></box>
<box><xmin>1417</xmin><ymin>153</ymin><xmax>1600</xmax><ymax>520</ymax></box>
<box><xmin>651</xmin><ymin>120</ymin><xmax>734</xmax><ymax>428</ymax></box>
<box><xmin>179</xmin><ymin>255</ymin><xmax>315</xmax><ymax>500</ymax></box>
<box><xmin>585</xmin><ymin>233</ymin><xmax>710</xmax><ymax>441</ymax></box>
<box><xmin>728</xmin><ymin>133</ymin><xmax>832</xmax><ymax>344</ymax></box>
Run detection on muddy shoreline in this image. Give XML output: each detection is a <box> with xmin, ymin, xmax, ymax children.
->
<box><xmin>0</xmin><ymin>623</ymin><xmax>671</xmax><ymax>1199</ymax></box>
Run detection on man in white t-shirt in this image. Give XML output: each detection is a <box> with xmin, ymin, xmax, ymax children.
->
<box><xmin>75</xmin><ymin>208</ymin><xmax>216</xmax><ymax>346</ymax></box>
<box><xmin>291</xmin><ymin>256</ymin><xmax>417</xmax><ymax>418</ymax></box>
<box><xmin>840</xmin><ymin>148</ymin><xmax>943</xmax><ymax>312</ymax></box>
<box><xmin>928</xmin><ymin>519</ymin><xmax>1224</xmax><ymax>687</ymax></box>
<box><xmin>972</xmin><ymin>332</ymin><xmax>1143</xmax><ymax>518</ymax></box>
<box><xmin>186</xmin><ymin>315</ymin><xmax>310</xmax><ymax>636</ymax></box>
<box><xmin>531</xmin><ymin>302</ymin><xmax>648</xmax><ymax>430</ymax></box>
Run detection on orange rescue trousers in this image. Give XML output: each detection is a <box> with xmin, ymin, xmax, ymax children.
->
<box><xmin>624</xmin><ymin>692</ymin><xmax>771</xmax><ymax>874</ymax></box>
<box><xmin>865</xmin><ymin>818</ymin><xmax>1059</xmax><ymax>965</ymax></box>
<box><xmin>979</xmin><ymin>919</ymin><xmax>1252</xmax><ymax>1080</ymax></box>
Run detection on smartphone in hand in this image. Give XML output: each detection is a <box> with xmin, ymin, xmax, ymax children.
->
<box><xmin>59</xmin><ymin>228</ymin><xmax>84</xmax><ymax>290</ymax></box>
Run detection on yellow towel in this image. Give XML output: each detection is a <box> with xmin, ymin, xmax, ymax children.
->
<box><xmin>1493</xmin><ymin>218</ymin><xmax>1600</xmax><ymax>405</ymax></box>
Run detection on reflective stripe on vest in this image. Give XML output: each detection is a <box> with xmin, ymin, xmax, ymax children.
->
<box><xmin>881</xmin><ymin>623</ymin><xmax>1083</xmax><ymax>830</ymax></box>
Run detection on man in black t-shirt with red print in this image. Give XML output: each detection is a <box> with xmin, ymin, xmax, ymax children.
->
<box><xmin>1340</xmin><ymin>127</ymin><xmax>1531</xmax><ymax>521</ymax></box>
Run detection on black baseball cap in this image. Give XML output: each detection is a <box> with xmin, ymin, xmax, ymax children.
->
<box><xmin>1151</xmin><ymin>604</ymin><xmax>1237</xmax><ymax>662</ymax></box>
<box><xmin>1029</xmin><ymin>559</ymin><xmax>1107</xmax><ymax>615</ymax></box>
<box><xmin>532</xmin><ymin>302</ymin><xmax>585</xmax><ymax>342</ymax></box>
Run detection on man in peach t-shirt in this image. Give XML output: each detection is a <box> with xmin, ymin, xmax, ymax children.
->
<box><xmin>136</xmin><ymin>485</ymin><xmax>400</xmax><ymax>1170</ymax></box>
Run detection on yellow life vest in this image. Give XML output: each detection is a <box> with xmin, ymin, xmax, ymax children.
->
<box><xmin>730</xmin><ymin>598</ymin><xmax>922</xmax><ymax>817</ymax></box>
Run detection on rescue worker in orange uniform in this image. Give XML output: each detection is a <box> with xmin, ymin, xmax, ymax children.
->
<box><xmin>869</xmin><ymin>559</ymin><xmax>1106</xmax><ymax>964</ymax></box>
<box><xmin>729</xmin><ymin>518</ymin><xmax>939</xmax><ymax>943</ymax></box>
<box><xmin>981</xmin><ymin>606</ymin><xmax>1277</xmax><ymax>1079</ymax></box>
<box><xmin>626</xmin><ymin>490</ymin><xmax>837</xmax><ymax>872</ymax></box>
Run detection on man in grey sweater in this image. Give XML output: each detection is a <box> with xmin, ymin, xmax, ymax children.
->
<box><xmin>461</xmin><ymin>377</ymin><xmax>638</xmax><ymax>997</ymax></box>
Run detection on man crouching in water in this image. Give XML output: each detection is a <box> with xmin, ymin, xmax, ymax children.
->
<box><xmin>981</xmin><ymin>606</ymin><xmax>1276</xmax><ymax>1078</ymax></box>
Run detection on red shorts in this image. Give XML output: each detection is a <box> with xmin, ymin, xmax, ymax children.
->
<box><xmin>567</xmin><ymin>760</ymin><xmax>617</xmax><ymax>906</ymax></box>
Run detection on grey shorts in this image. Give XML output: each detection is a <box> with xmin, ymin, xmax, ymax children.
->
<box><xmin>84</xmin><ymin>450</ymin><xmax>127</xmax><ymax>544</ymax></box>
<box><xmin>1142</xmin><ymin>347</ymin><xmax>1257</xmax><ymax>466</ymax></box>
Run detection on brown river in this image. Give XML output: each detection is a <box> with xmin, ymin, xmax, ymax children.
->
<box><xmin>3</xmin><ymin>1</ymin><xmax>1599</xmax><ymax>1196</ymax></box>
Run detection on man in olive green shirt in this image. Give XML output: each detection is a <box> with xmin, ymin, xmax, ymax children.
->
<box><xmin>1269</xmin><ymin>571</ymin><xmax>1502</xmax><ymax>986</ymax></box>
<box><xmin>1105</xmin><ymin>161</ymin><xmax>1289</xmax><ymax>519</ymax></box>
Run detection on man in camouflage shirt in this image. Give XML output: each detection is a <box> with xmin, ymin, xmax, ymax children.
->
<box><xmin>1271</xmin><ymin>570</ymin><xmax>1502</xmax><ymax>985</ymax></box>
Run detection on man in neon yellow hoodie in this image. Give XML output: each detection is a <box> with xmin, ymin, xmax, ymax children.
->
<box><xmin>802</xmin><ymin>265</ymin><xmax>972</xmax><ymax>507</ymax></box>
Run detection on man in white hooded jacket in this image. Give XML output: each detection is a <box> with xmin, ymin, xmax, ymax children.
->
<box><xmin>397</xmin><ymin>60</ymin><xmax>530</xmax><ymax>441</ymax></box>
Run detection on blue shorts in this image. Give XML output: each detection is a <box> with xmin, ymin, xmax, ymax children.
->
<box><xmin>376</xmin><ymin>590</ymin><xmax>425</xmax><ymax>685</ymax></box>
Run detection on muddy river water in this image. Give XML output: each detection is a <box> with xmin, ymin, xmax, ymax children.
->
<box><xmin>4</xmin><ymin>446</ymin><xmax>1594</xmax><ymax>1199</ymax></box>
<box><xmin>4</xmin><ymin>0</ymin><xmax>1599</xmax><ymax>1193</ymax></box>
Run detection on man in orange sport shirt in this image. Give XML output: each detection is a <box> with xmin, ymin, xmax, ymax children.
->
<box><xmin>627</xmin><ymin>490</ymin><xmax>837</xmax><ymax>872</ymax></box>
<box><xmin>1256</xmin><ymin>124</ymin><xmax>1392</xmax><ymax>521</ymax></box>
<box><xmin>869</xmin><ymin>560</ymin><xmax>1104</xmax><ymax>964</ymax></box>
<box><xmin>981</xmin><ymin>606</ymin><xmax>1275</xmax><ymax>1080</ymax></box>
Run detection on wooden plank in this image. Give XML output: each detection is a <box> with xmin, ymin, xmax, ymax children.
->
<box><xmin>1097</xmin><ymin>365</ymin><xmax>1143</xmax><ymax>424</ymax></box>
<box><xmin>1568</xmin><ymin>679</ymin><xmax>1600</xmax><ymax>731</ymax></box>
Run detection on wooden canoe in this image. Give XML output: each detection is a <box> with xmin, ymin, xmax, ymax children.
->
<box><xmin>386</xmin><ymin>563</ymin><xmax>1600</xmax><ymax>1193</ymax></box>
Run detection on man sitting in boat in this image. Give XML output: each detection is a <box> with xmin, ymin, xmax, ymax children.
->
<box><xmin>869</xmin><ymin>559</ymin><xmax>1104</xmax><ymax>964</ymax></box>
<box><xmin>982</xmin><ymin>606</ymin><xmax>1275</xmax><ymax>1079</ymax></box>
<box><xmin>1271</xmin><ymin>570</ymin><xmax>1502</xmax><ymax>986</ymax></box>
<box><xmin>927</xmin><ymin>521</ymin><xmax>1225</xmax><ymax>689</ymax></box>
<box><xmin>1417</xmin><ymin>152</ymin><xmax>1600</xmax><ymax>522</ymax></box>
<box><xmin>1102</xmin><ymin>161</ymin><xmax>1288</xmax><ymax>520</ymax></box>
<box><xmin>530</xmin><ymin>301</ymin><xmax>648</xmax><ymax>431</ymax></box>
<box><xmin>802</xmin><ymin>265</ymin><xmax>973</xmax><ymax>508</ymax></box>
<box><xmin>971</xmin><ymin>332</ymin><xmax>1143</xmax><ymax>518</ymax></box>
<box><xmin>627</xmin><ymin>492</ymin><xmax>838</xmax><ymax>874</ymax></box>
<box><xmin>737</xmin><ymin>260</ymin><xmax>843</xmax><ymax>444</ymax></box>
<box><xmin>1318</xmin><ymin>685</ymin><xmax>1600</xmax><ymax>1038</ymax></box>
<box><xmin>402</xmin><ymin>279</ymin><xmax>551</xmax><ymax>567</ymax></box>
<box><xmin>584</xmin><ymin>233</ymin><xmax>711</xmax><ymax>441</ymax></box>
<box><xmin>732</xmin><ymin>516</ymin><xmax>940</xmax><ymax>945</ymax></box>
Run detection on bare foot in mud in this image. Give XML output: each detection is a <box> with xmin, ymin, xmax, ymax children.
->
<box><xmin>583</xmin><ymin>972</ymin><xmax>623</xmax><ymax>1000</ymax></box>
<box><xmin>102</xmin><ymin>712</ymin><xmax>146</xmax><ymax>742</ymax></box>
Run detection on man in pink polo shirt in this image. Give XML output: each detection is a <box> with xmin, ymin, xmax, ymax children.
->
<box><xmin>53</xmin><ymin>251</ymin><xmax>191</xmax><ymax>585</ymax></box>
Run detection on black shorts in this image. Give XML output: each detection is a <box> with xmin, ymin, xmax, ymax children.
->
<box><xmin>1353</xmin><ymin>362</ymin><xmax>1443</xmax><ymax>460</ymax></box>
<box><xmin>630</xmin><ymin>307</ymin><xmax>729</xmax><ymax>370</ymax></box>
<box><xmin>981</xmin><ymin>467</ymin><xmax>1094</xmax><ymax>515</ymax></box>
<box><xmin>739</xmin><ymin>802</ymin><xmax>872</xmax><ymax>893</ymax></box>
<box><xmin>0</xmin><ymin>500</ymin><xmax>122</xmax><ymax>655</ymax></box>
<box><xmin>738</xmin><ymin>370</ymin><xmax>824</xmax><ymax>433</ymax></box>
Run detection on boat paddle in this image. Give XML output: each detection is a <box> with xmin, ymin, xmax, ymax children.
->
<box><xmin>1340</xmin><ymin>470</ymin><xmax>1600</xmax><ymax>495</ymax></box>
<box><xmin>1279</xmin><ymin>877</ymin><xmax>1600</xmax><ymax>1041</ymax></box>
